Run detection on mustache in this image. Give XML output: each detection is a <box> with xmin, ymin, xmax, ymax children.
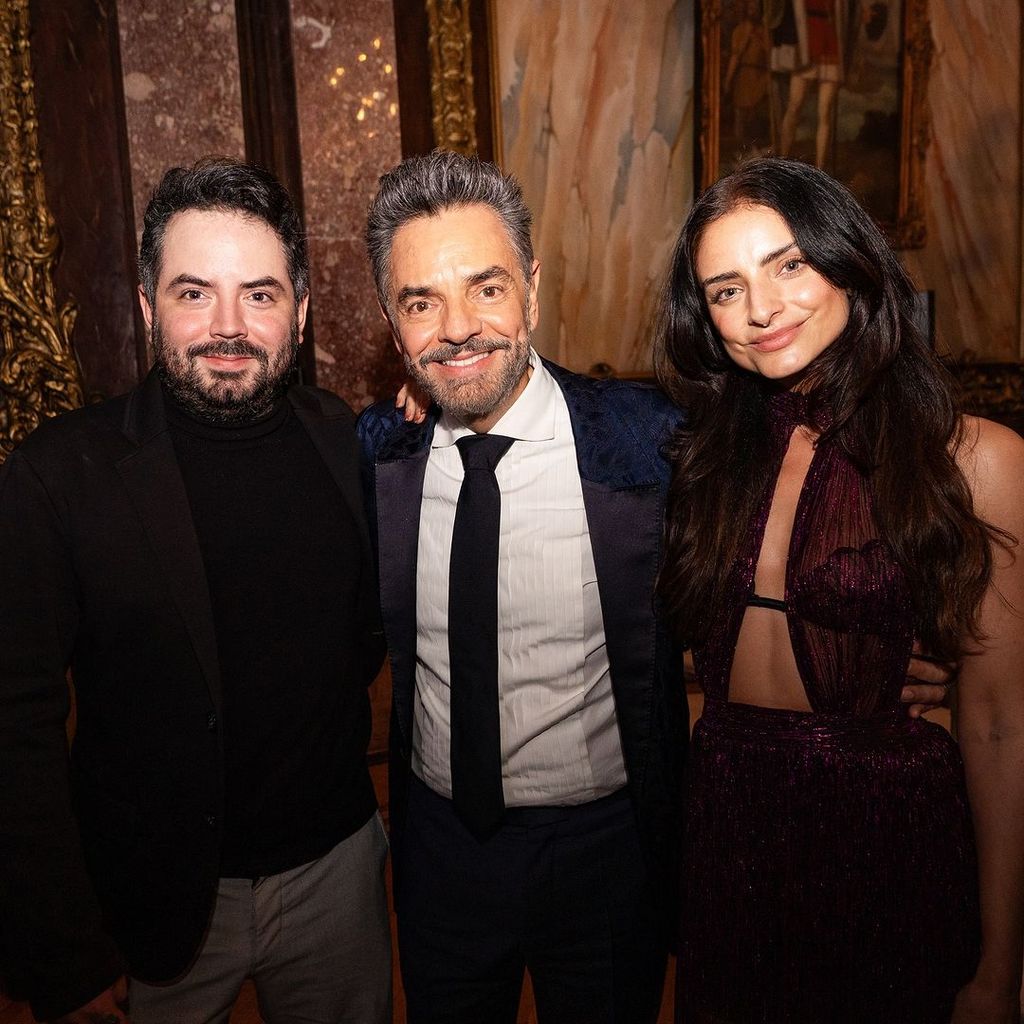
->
<box><xmin>185</xmin><ymin>339</ymin><xmax>269</xmax><ymax>364</ymax></box>
<box><xmin>418</xmin><ymin>338</ymin><xmax>510</xmax><ymax>368</ymax></box>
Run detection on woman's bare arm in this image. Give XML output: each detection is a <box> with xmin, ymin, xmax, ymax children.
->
<box><xmin>953</xmin><ymin>416</ymin><xmax>1024</xmax><ymax>1023</ymax></box>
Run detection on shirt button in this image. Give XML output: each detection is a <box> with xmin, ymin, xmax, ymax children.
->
<box><xmin>207</xmin><ymin>713</ymin><xmax>218</xmax><ymax>732</ymax></box>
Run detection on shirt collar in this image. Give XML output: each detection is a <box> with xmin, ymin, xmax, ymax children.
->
<box><xmin>432</xmin><ymin>348</ymin><xmax>557</xmax><ymax>447</ymax></box>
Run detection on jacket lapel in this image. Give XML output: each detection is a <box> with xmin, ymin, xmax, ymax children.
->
<box><xmin>373</xmin><ymin>416</ymin><xmax>436</xmax><ymax>748</ymax></box>
<box><xmin>551</xmin><ymin>364</ymin><xmax>666</xmax><ymax>787</ymax></box>
<box><xmin>115</xmin><ymin>373</ymin><xmax>223</xmax><ymax>709</ymax></box>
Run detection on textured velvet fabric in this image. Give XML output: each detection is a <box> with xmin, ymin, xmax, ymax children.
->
<box><xmin>679</xmin><ymin>390</ymin><xmax>980</xmax><ymax>1023</ymax></box>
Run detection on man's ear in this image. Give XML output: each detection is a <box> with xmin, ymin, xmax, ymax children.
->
<box><xmin>138</xmin><ymin>285</ymin><xmax>154</xmax><ymax>331</ymax></box>
<box><xmin>296</xmin><ymin>292</ymin><xmax>310</xmax><ymax>336</ymax></box>
<box><xmin>378</xmin><ymin>299</ymin><xmax>403</xmax><ymax>355</ymax></box>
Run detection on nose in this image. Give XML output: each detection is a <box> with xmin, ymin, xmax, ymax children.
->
<box><xmin>210</xmin><ymin>298</ymin><xmax>247</xmax><ymax>339</ymax></box>
<box><xmin>746</xmin><ymin>279</ymin><xmax>783</xmax><ymax>329</ymax></box>
<box><xmin>439</xmin><ymin>295</ymin><xmax>482</xmax><ymax>345</ymax></box>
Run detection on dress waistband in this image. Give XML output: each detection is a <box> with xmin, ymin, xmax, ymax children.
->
<box><xmin>699</xmin><ymin>696</ymin><xmax>914</xmax><ymax>742</ymax></box>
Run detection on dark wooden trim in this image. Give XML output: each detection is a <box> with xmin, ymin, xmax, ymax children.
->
<box><xmin>28</xmin><ymin>0</ymin><xmax>148</xmax><ymax>400</ymax></box>
<box><xmin>467</xmin><ymin>0</ymin><xmax>494</xmax><ymax>161</ymax></box>
<box><xmin>393</xmin><ymin>0</ymin><xmax>436</xmax><ymax>157</ymax></box>
<box><xmin>235</xmin><ymin>0</ymin><xmax>317</xmax><ymax>385</ymax></box>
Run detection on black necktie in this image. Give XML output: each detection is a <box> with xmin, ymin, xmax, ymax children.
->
<box><xmin>448</xmin><ymin>433</ymin><xmax>515</xmax><ymax>841</ymax></box>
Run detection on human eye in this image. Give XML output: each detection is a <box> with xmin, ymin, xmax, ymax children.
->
<box><xmin>780</xmin><ymin>256</ymin><xmax>805</xmax><ymax>274</ymax></box>
<box><xmin>248</xmin><ymin>290</ymin><xmax>273</xmax><ymax>304</ymax></box>
<box><xmin>708</xmin><ymin>285</ymin><xmax>740</xmax><ymax>305</ymax></box>
<box><xmin>180</xmin><ymin>288</ymin><xmax>205</xmax><ymax>302</ymax></box>
<box><xmin>403</xmin><ymin>298</ymin><xmax>432</xmax><ymax>317</ymax></box>
<box><xmin>478</xmin><ymin>283</ymin><xmax>505</xmax><ymax>300</ymax></box>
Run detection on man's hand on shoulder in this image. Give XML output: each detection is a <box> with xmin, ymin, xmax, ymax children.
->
<box><xmin>52</xmin><ymin>977</ymin><xmax>129</xmax><ymax>1024</ymax></box>
<box><xmin>396</xmin><ymin>380</ymin><xmax>431</xmax><ymax>423</ymax></box>
<box><xmin>901</xmin><ymin>643</ymin><xmax>957</xmax><ymax>719</ymax></box>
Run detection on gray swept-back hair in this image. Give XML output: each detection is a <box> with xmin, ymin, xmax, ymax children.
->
<box><xmin>139</xmin><ymin>157</ymin><xmax>308</xmax><ymax>306</ymax></box>
<box><xmin>365</xmin><ymin>150</ymin><xmax>534</xmax><ymax>311</ymax></box>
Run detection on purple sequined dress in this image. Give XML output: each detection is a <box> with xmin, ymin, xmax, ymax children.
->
<box><xmin>679</xmin><ymin>391</ymin><xmax>980</xmax><ymax>1023</ymax></box>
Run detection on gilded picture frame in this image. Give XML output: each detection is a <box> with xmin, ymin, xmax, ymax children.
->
<box><xmin>697</xmin><ymin>0</ymin><xmax>932</xmax><ymax>248</ymax></box>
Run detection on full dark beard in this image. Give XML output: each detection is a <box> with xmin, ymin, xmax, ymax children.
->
<box><xmin>403</xmin><ymin>335</ymin><xmax>531</xmax><ymax>423</ymax></box>
<box><xmin>153</xmin><ymin>319</ymin><xmax>300</xmax><ymax>424</ymax></box>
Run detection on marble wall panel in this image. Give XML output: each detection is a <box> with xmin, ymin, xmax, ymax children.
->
<box><xmin>492</xmin><ymin>0</ymin><xmax>694</xmax><ymax>375</ymax></box>
<box><xmin>899</xmin><ymin>1</ymin><xmax>1021</xmax><ymax>360</ymax></box>
<box><xmin>291</xmin><ymin>0</ymin><xmax>403</xmax><ymax>407</ymax></box>
<box><xmin>119</xmin><ymin>1</ymin><xmax>246</xmax><ymax>245</ymax></box>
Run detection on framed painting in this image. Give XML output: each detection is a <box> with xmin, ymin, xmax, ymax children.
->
<box><xmin>697</xmin><ymin>0</ymin><xmax>932</xmax><ymax>247</ymax></box>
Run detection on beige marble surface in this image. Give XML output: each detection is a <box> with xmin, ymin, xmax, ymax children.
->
<box><xmin>901</xmin><ymin>0</ymin><xmax>1021</xmax><ymax>361</ymax></box>
<box><xmin>290</xmin><ymin>0</ymin><xmax>403</xmax><ymax>407</ymax></box>
<box><xmin>492</xmin><ymin>0</ymin><xmax>694</xmax><ymax>376</ymax></box>
<box><xmin>119</xmin><ymin>0</ymin><xmax>246</xmax><ymax>245</ymax></box>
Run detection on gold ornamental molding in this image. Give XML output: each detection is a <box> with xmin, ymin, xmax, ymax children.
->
<box><xmin>895</xmin><ymin>0</ymin><xmax>934</xmax><ymax>249</ymax></box>
<box><xmin>953</xmin><ymin>357</ymin><xmax>1024</xmax><ymax>426</ymax></box>
<box><xmin>0</xmin><ymin>0</ymin><xmax>83</xmax><ymax>461</ymax></box>
<box><xmin>426</xmin><ymin>0</ymin><xmax>478</xmax><ymax>154</ymax></box>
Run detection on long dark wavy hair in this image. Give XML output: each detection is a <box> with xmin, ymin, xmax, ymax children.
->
<box><xmin>654</xmin><ymin>157</ymin><xmax>1002</xmax><ymax>659</ymax></box>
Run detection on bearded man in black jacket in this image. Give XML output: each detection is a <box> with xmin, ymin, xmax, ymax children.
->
<box><xmin>0</xmin><ymin>159</ymin><xmax>390</xmax><ymax>1023</ymax></box>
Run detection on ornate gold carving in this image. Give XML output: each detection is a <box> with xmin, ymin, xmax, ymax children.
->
<box><xmin>425</xmin><ymin>0</ymin><xmax>478</xmax><ymax>154</ymax></box>
<box><xmin>894</xmin><ymin>0</ymin><xmax>933</xmax><ymax>248</ymax></box>
<box><xmin>697</xmin><ymin>0</ymin><xmax>722</xmax><ymax>195</ymax></box>
<box><xmin>952</xmin><ymin>357</ymin><xmax>1024</xmax><ymax>428</ymax></box>
<box><xmin>0</xmin><ymin>0</ymin><xmax>83</xmax><ymax>461</ymax></box>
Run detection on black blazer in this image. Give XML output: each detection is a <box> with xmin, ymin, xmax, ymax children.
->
<box><xmin>0</xmin><ymin>371</ymin><xmax>384</xmax><ymax>1020</ymax></box>
<box><xmin>358</xmin><ymin>359</ymin><xmax>688</xmax><ymax>943</ymax></box>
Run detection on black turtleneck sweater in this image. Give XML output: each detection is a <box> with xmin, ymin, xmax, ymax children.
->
<box><xmin>166</xmin><ymin>390</ymin><xmax>376</xmax><ymax>877</ymax></box>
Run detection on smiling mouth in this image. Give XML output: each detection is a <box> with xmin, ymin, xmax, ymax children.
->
<box><xmin>421</xmin><ymin>341</ymin><xmax>508</xmax><ymax>370</ymax></box>
<box><xmin>200</xmin><ymin>353</ymin><xmax>256</xmax><ymax>368</ymax></box>
<box><xmin>749</xmin><ymin>321</ymin><xmax>803</xmax><ymax>350</ymax></box>
<box><xmin>441</xmin><ymin>351</ymin><xmax>492</xmax><ymax>367</ymax></box>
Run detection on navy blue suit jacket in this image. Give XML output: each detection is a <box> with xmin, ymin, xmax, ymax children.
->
<box><xmin>357</xmin><ymin>360</ymin><xmax>687</xmax><ymax>942</ymax></box>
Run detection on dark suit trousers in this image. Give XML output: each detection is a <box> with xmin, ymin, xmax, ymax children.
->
<box><xmin>396</xmin><ymin>776</ymin><xmax>666</xmax><ymax>1024</ymax></box>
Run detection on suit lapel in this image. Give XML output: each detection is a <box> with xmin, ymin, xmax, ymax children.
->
<box><xmin>553</xmin><ymin>365</ymin><xmax>665</xmax><ymax>787</ymax></box>
<box><xmin>374</xmin><ymin>447</ymin><xmax>431</xmax><ymax>746</ymax></box>
<box><xmin>369</xmin><ymin>413</ymin><xmax>436</xmax><ymax>747</ymax></box>
<box><xmin>581</xmin><ymin>479</ymin><xmax>662</xmax><ymax>779</ymax></box>
<box><xmin>116</xmin><ymin>374</ymin><xmax>222</xmax><ymax>709</ymax></box>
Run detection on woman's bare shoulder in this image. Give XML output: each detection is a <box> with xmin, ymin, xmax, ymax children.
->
<box><xmin>955</xmin><ymin>415</ymin><xmax>1024</xmax><ymax>526</ymax></box>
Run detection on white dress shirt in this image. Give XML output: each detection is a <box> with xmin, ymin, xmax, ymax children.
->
<box><xmin>412</xmin><ymin>352</ymin><xmax>627</xmax><ymax>805</ymax></box>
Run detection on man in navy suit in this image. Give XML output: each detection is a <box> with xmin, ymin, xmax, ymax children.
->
<box><xmin>358</xmin><ymin>151</ymin><xmax>687</xmax><ymax>1023</ymax></box>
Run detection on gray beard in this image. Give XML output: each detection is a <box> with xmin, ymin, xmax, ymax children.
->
<box><xmin>153</xmin><ymin>319</ymin><xmax>300</xmax><ymax>424</ymax></box>
<box><xmin>403</xmin><ymin>335</ymin><xmax>531</xmax><ymax>424</ymax></box>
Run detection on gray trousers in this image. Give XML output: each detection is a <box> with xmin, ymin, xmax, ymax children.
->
<box><xmin>129</xmin><ymin>813</ymin><xmax>392</xmax><ymax>1024</ymax></box>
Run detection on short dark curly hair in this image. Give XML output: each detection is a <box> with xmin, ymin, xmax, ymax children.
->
<box><xmin>138</xmin><ymin>157</ymin><xmax>308</xmax><ymax>305</ymax></box>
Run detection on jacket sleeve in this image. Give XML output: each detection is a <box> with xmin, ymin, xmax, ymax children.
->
<box><xmin>0</xmin><ymin>451</ymin><xmax>123</xmax><ymax>1019</ymax></box>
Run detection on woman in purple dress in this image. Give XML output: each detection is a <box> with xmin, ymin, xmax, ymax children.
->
<box><xmin>654</xmin><ymin>158</ymin><xmax>1024</xmax><ymax>1023</ymax></box>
